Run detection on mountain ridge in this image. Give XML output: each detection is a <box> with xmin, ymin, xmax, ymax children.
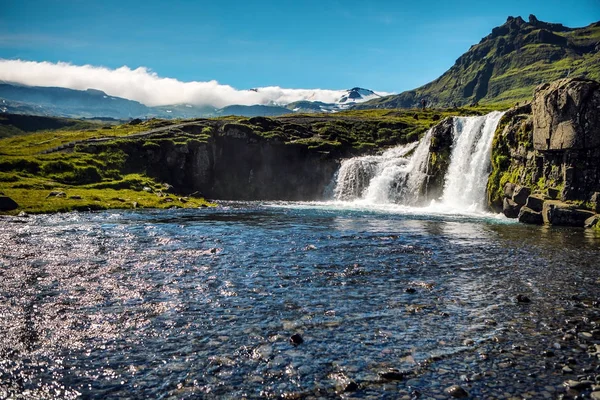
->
<box><xmin>357</xmin><ymin>15</ymin><xmax>600</xmax><ymax>109</ymax></box>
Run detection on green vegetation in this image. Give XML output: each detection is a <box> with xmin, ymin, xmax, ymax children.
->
<box><xmin>360</xmin><ymin>17</ymin><xmax>600</xmax><ymax>109</ymax></box>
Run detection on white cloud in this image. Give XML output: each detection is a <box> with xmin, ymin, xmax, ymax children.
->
<box><xmin>0</xmin><ymin>59</ymin><xmax>392</xmax><ymax>108</ymax></box>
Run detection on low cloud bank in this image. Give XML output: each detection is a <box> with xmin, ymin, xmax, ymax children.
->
<box><xmin>0</xmin><ymin>59</ymin><xmax>390</xmax><ymax>108</ymax></box>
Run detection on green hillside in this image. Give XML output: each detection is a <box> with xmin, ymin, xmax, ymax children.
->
<box><xmin>360</xmin><ymin>15</ymin><xmax>600</xmax><ymax>109</ymax></box>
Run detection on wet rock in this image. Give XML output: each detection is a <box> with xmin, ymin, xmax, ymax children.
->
<box><xmin>0</xmin><ymin>196</ymin><xmax>19</xmax><ymax>211</ymax></box>
<box><xmin>503</xmin><ymin>197</ymin><xmax>521</xmax><ymax>218</ymax></box>
<box><xmin>161</xmin><ymin>198</ymin><xmax>174</xmax><ymax>203</ymax></box>
<box><xmin>46</xmin><ymin>191</ymin><xmax>66</xmax><ymax>198</ymax></box>
<box><xmin>290</xmin><ymin>333</ymin><xmax>304</xmax><ymax>346</ymax></box>
<box><xmin>445</xmin><ymin>384</ymin><xmax>469</xmax><ymax>398</ymax></box>
<box><xmin>344</xmin><ymin>381</ymin><xmax>359</xmax><ymax>392</ymax></box>
<box><xmin>518</xmin><ymin>207</ymin><xmax>543</xmax><ymax>225</ymax></box>
<box><xmin>525</xmin><ymin>195</ymin><xmax>545</xmax><ymax>212</ymax></box>
<box><xmin>516</xmin><ymin>294</ymin><xmax>531</xmax><ymax>303</ymax></box>
<box><xmin>132</xmin><ymin>201</ymin><xmax>138</xmax><ymax>209</ymax></box>
<box><xmin>463</xmin><ymin>339</ymin><xmax>475</xmax><ymax>346</ymax></box>
<box><xmin>379</xmin><ymin>369</ymin><xmax>408</xmax><ymax>381</ymax></box>
<box><xmin>142</xmin><ymin>186</ymin><xmax>153</xmax><ymax>192</ymax></box>
<box><xmin>542</xmin><ymin>350</ymin><xmax>555</xmax><ymax>357</ymax></box>
<box><xmin>563</xmin><ymin>366</ymin><xmax>574</xmax><ymax>374</ymax></box>
<box><xmin>178</xmin><ymin>197</ymin><xmax>188</xmax><ymax>203</ymax></box>
<box><xmin>564</xmin><ymin>379</ymin><xmax>593</xmax><ymax>390</ymax></box>
<box><xmin>405</xmin><ymin>287</ymin><xmax>417</xmax><ymax>294</ymax></box>
<box><xmin>513</xmin><ymin>186</ymin><xmax>532</xmax><ymax>206</ymax></box>
<box><xmin>543</xmin><ymin>201</ymin><xmax>596</xmax><ymax>227</ymax></box>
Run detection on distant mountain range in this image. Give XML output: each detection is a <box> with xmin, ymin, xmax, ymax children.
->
<box><xmin>358</xmin><ymin>15</ymin><xmax>600</xmax><ymax>109</ymax></box>
<box><xmin>0</xmin><ymin>83</ymin><xmax>381</xmax><ymax>120</ymax></box>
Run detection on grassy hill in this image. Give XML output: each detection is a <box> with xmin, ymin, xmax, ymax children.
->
<box><xmin>359</xmin><ymin>15</ymin><xmax>600</xmax><ymax>109</ymax></box>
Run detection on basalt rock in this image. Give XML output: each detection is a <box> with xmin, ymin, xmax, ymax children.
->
<box><xmin>488</xmin><ymin>78</ymin><xmax>600</xmax><ymax>226</ymax></box>
<box><xmin>518</xmin><ymin>206</ymin><xmax>543</xmax><ymax>225</ymax></box>
<box><xmin>543</xmin><ymin>201</ymin><xmax>596</xmax><ymax>227</ymax></box>
<box><xmin>503</xmin><ymin>197</ymin><xmax>521</xmax><ymax>218</ymax></box>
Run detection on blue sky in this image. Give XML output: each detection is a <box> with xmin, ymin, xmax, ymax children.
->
<box><xmin>0</xmin><ymin>0</ymin><xmax>599</xmax><ymax>96</ymax></box>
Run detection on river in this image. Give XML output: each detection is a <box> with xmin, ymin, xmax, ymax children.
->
<box><xmin>1</xmin><ymin>203</ymin><xmax>600</xmax><ymax>399</ymax></box>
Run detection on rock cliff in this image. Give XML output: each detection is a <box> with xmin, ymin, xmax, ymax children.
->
<box><xmin>487</xmin><ymin>78</ymin><xmax>600</xmax><ymax>227</ymax></box>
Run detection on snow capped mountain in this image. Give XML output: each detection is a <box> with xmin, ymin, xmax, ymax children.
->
<box><xmin>338</xmin><ymin>87</ymin><xmax>382</xmax><ymax>104</ymax></box>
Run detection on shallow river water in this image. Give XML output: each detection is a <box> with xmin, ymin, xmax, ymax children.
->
<box><xmin>1</xmin><ymin>202</ymin><xmax>600</xmax><ymax>399</ymax></box>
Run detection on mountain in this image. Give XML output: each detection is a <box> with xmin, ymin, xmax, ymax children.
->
<box><xmin>359</xmin><ymin>15</ymin><xmax>600</xmax><ymax>109</ymax></box>
<box><xmin>0</xmin><ymin>82</ymin><xmax>383</xmax><ymax>119</ymax></box>
<box><xmin>0</xmin><ymin>82</ymin><xmax>150</xmax><ymax>118</ymax></box>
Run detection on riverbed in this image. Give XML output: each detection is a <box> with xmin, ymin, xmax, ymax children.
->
<box><xmin>1</xmin><ymin>203</ymin><xmax>600</xmax><ymax>399</ymax></box>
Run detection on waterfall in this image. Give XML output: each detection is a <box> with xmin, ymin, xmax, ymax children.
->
<box><xmin>440</xmin><ymin>111</ymin><xmax>504</xmax><ymax>210</ymax></box>
<box><xmin>332</xmin><ymin>111</ymin><xmax>504</xmax><ymax>211</ymax></box>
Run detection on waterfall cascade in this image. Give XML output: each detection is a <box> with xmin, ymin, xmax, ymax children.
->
<box><xmin>332</xmin><ymin>111</ymin><xmax>504</xmax><ymax>211</ymax></box>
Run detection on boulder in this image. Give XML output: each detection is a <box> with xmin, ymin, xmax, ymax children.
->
<box><xmin>532</xmin><ymin>78</ymin><xmax>600</xmax><ymax>151</ymax></box>
<box><xmin>0</xmin><ymin>196</ymin><xmax>19</xmax><ymax>211</ymax></box>
<box><xmin>512</xmin><ymin>186</ymin><xmax>531</xmax><ymax>205</ymax></box>
<box><xmin>525</xmin><ymin>195</ymin><xmax>544</xmax><ymax>212</ymax></box>
<box><xmin>542</xmin><ymin>200</ymin><xmax>596</xmax><ymax>227</ymax></box>
<box><xmin>503</xmin><ymin>197</ymin><xmax>521</xmax><ymax>218</ymax></box>
<box><xmin>518</xmin><ymin>206</ymin><xmax>544</xmax><ymax>225</ymax></box>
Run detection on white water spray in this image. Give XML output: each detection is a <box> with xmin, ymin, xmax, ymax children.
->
<box><xmin>332</xmin><ymin>111</ymin><xmax>504</xmax><ymax>213</ymax></box>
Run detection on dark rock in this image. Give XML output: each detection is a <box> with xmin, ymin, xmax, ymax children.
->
<box><xmin>516</xmin><ymin>294</ymin><xmax>531</xmax><ymax>303</ymax></box>
<box><xmin>525</xmin><ymin>195</ymin><xmax>545</xmax><ymax>212</ymax></box>
<box><xmin>518</xmin><ymin>206</ymin><xmax>543</xmax><ymax>225</ymax></box>
<box><xmin>344</xmin><ymin>381</ymin><xmax>359</xmax><ymax>392</ymax></box>
<box><xmin>178</xmin><ymin>197</ymin><xmax>188</xmax><ymax>203</ymax></box>
<box><xmin>290</xmin><ymin>333</ymin><xmax>304</xmax><ymax>346</ymax></box>
<box><xmin>69</xmin><ymin>195</ymin><xmax>82</xmax><ymax>200</ymax></box>
<box><xmin>445</xmin><ymin>384</ymin><xmax>469</xmax><ymax>398</ymax></box>
<box><xmin>0</xmin><ymin>196</ymin><xmax>19</xmax><ymax>211</ymax></box>
<box><xmin>405</xmin><ymin>287</ymin><xmax>417</xmax><ymax>294</ymax></box>
<box><xmin>128</xmin><ymin>118</ymin><xmax>143</xmax><ymax>125</ymax></box>
<box><xmin>512</xmin><ymin>186</ymin><xmax>531</xmax><ymax>205</ymax></box>
<box><xmin>161</xmin><ymin>198</ymin><xmax>174</xmax><ymax>203</ymax></box>
<box><xmin>503</xmin><ymin>197</ymin><xmax>521</xmax><ymax>218</ymax></box>
<box><xmin>564</xmin><ymin>379</ymin><xmax>593</xmax><ymax>391</ymax></box>
<box><xmin>543</xmin><ymin>201</ymin><xmax>596</xmax><ymax>227</ymax></box>
<box><xmin>379</xmin><ymin>369</ymin><xmax>408</xmax><ymax>381</ymax></box>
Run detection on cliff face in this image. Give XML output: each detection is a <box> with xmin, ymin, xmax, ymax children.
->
<box><xmin>487</xmin><ymin>78</ymin><xmax>600</xmax><ymax>226</ymax></box>
<box><xmin>115</xmin><ymin>123</ymin><xmax>339</xmax><ymax>201</ymax></box>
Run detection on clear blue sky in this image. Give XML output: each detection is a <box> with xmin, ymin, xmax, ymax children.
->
<box><xmin>1</xmin><ymin>0</ymin><xmax>599</xmax><ymax>93</ymax></box>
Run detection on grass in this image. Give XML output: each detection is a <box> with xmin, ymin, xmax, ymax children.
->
<box><xmin>1</xmin><ymin>174</ymin><xmax>213</xmax><ymax>214</ymax></box>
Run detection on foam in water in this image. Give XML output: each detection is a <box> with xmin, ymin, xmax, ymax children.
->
<box><xmin>331</xmin><ymin>111</ymin><xmax>505</xmax><ymax>215</ymax></box>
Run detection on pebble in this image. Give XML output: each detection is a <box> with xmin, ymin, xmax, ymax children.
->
<box><xmin>289</xmin><ymin>334</ymin><xmax>304</xmax><ymax>346</ymax></box>
<box><xmin>444</xmin><ymin>385</ymin><xmax>469</xmax><ymax>398</ymax></box>
<box><xmin>344</xmin><ymin>381</ymin><xmax>359</xmax><ymax>392</ymax></box>
<box><xmin>564</xmin><ymin>379</ymin><xmax>593</xmax><ymax>390</ymax></box>
<box><xmin>516</xmin><ymin>294</ymin><xmax>531</xmax><ymax>303</ymax></box>
<box><xmin>379</xmin><ymin>369</ymin><xmax>408</xmax><ymax>381</ymax></box>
